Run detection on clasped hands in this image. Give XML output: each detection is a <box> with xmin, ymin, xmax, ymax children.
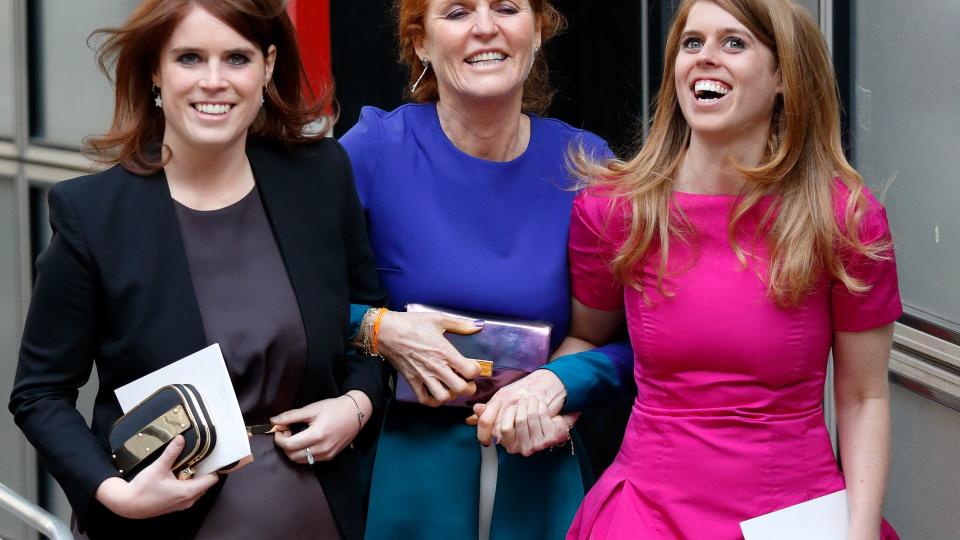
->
<box><xmin>467</xmin><ymin>369</ymin><xmax>578</xmax><ymax>456</ymax></box>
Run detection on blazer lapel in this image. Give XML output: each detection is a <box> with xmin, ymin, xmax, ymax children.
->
<box><xmin>247</xmin><ymin>141</ymin><xmax>336</xmax><ymax>405</ymax></box>
<box><xmin>134</xmin><ymin>169</ymin><xmax>209</xmax><ymax>367</ymax></box>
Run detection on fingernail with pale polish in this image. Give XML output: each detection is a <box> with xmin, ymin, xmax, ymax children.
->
<box><xmin>473</xmin><ymin>319</ymin><xmax>486</xmax><ymax>328</ymax></box>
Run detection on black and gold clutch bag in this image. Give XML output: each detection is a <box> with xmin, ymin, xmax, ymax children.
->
<box><xmin>109</xmin><ymin>383</ymin><xmax>216</xmax><ymax>480</ymax></box>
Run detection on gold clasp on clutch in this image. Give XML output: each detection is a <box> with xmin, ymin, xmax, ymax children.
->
<box><xmin>476</xmin><ymin>360</ymin><xmax>494</xmax><ymax>377</ymax></box>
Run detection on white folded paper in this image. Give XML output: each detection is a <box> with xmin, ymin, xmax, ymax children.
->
<box><xmin>740</xmin><ymin>489</ymin><xmax>849</xmax><ymax>540</ymax></box>
<box><xmin>114</xmin><ymin>344</ymin><xmax>250</xmax><ymax>476</ymax></box>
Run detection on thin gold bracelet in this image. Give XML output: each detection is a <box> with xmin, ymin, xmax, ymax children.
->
<box><xmin>343</xmin><ymin>393</ymin><xmax>365</xmax><ymax>435</ymax></box>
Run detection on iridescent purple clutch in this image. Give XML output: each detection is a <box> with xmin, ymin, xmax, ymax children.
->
<box><xmin>395</xmin><ymin>304</ymin><xmax>553</xmax><ymax>408</ymax></box>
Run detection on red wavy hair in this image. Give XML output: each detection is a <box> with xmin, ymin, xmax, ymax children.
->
<box><xmin>394</xmin><ymin>0</ymin><xmax>566</xmax><ymax>114</ymax></box>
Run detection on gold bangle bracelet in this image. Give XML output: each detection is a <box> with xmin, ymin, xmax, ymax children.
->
<box><xmin>358</xmin><ymin>307</ymin><xmax>380</xmax><ymax>357</ymax></box>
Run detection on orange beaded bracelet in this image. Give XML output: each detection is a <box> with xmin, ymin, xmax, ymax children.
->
<box><xmin>370</xmin><ymin>307</ymin><xmax>388</xmax><ymax>357</ymax></box>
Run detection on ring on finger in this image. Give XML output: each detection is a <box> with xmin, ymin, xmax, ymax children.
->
<box><xmin>304</xmin><ymin>447</ymin><xmax>315</xmax><ymax>466</ymax></box>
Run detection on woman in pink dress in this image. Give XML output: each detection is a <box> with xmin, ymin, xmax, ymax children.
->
<box><xmin>559</xmin><ymin>0</ymin><xmax>901</xmax><ymax>538</ymax></box>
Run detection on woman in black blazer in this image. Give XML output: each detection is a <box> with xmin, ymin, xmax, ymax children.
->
<box><xmin>8</xmin><ymin>1</ymin><xmax>385</xmax><ymax>539</ymax></box>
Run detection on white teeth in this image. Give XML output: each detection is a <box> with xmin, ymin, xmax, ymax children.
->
<box><xmin>694</xmin><ymin>80</ymin><xmax>731</xmax><ymax>99</ymax></box>
<box><xmin>194</xmin><ymin>103</ymin><xmax>231</xmax><ymax>115</ymax></box>
<box><xmin>466</xmin><ymin>51</ymin><xmax>506</xmax><ymax>64</ymax></box>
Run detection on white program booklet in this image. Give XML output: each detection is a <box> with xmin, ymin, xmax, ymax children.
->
<box><xmin>114</xmin><ymin>343</ymin><xmax>250</xmax><ymax>475</ymax></box>
<box><xmin>740</xmin><ymin>489</ymin><xmax>849</xmax><ymax>540</ymax></box>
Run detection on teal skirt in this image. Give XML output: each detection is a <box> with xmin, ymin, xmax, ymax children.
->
<box><xmin>364</xmin><ymin>402</ymin><xmax>587</xmax><ymax>540</ymax></box>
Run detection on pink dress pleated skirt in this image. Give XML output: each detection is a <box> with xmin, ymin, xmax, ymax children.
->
<box><xmin>567</xmin><ymin>404</ymin><xmax>899</xmax><ymax>539</ymax></box>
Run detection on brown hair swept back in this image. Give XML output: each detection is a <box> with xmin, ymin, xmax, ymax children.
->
<box><xmin>570</xmin><ymin>0</ymin><xmax>889</xmax><ymax>307</ymax></box>
<box><xmin>86</xmin><ymin>0</ymin><xmax>329</xmax><ymax>175</ymax></box>
<box><xmin>393</xmin><ymin>0</ymin><xmax>566</xmax><ymax>115</ymax></box>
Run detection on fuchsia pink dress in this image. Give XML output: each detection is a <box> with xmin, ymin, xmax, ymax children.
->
<box><xmin>566</xmin><ymin>181</ymin><xmax>902</xmax><ymax>540</ymax></box>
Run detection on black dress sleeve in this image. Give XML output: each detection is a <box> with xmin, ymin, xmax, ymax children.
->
<box><xmin>9</xmin><ymin>183</ymin><xmax>119</xmax><ymax>518</ymax></box>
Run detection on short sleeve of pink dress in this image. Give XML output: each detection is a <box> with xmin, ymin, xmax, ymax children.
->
<box><xmin>831</xmin><ymin>184</ymin><xmax>902</xmax><ymax>331</ymax></box>
<box><xmin>569</xmin><ymin>188</ymin><xmax>627</xmax><ymax>311</ymax></box>
<box><xmin>568</xmin><ymin>180</ymin><xmax>902</xmax><ymax>540</ymax></box>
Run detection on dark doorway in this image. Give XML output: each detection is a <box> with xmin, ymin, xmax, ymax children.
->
<box><xmin>545</xmin><ymin>1</ymin><xmax>645</xmax><ymax>156</ymax></box>
<box><xmin>329</xmin><ymin>0</ymin><xmax>407</xmax><ymax>136</ymax></box>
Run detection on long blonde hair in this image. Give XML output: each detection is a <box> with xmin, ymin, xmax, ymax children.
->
<box><xmin>572</xmin><ymin>0</ymin><xmax>888</xmax><ymax>307</ymax></box>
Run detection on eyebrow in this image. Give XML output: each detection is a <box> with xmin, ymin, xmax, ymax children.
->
<box><xmin>680</xmin><ymin>26</ymin><xmax>752</xmax><ymax>39</ymax></box>
<box><xmin>431</xmin><ymin>0</ymin><xmax>460</xmax><ymax>11</ymax></box>
<box><xmin>168</xmin><ymin>46</ymin><xmax>258</xmax><ymax>56</ymax></box>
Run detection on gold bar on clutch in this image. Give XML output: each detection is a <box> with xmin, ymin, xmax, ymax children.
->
<box><xmin>114</xmin><ymin>405</ymin><xmax>191</xmax><ymax>472</ymax></box>
<box><xmin>476</xmin><ymin>360</ymin><xmax>493</xmax><ymax>377</ymax></box>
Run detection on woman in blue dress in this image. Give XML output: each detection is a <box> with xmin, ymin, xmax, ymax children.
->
<box><xmin>339</xmin><ymin>1</ymin><xmax>632</xmax><ymax>538</ymax></box>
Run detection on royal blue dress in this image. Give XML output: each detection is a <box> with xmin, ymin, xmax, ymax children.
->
<box><xmin>341</xmin><ymin>103</ymin><xmax>632</xmax><ymax>540</ymax></box>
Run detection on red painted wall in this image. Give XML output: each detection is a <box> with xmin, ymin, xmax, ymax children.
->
<box><xmin>287</xmin><ymin>0</ymin><xmax>332</xmax><ymax>108</ymax></box>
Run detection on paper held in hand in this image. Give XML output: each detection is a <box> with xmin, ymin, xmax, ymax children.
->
<box><xmin>740</xmin><ymin>489</ymin><xmax>849</xmax><ymax>540</ymax></box>
<box><xmin>114</xmin><ymin>344</ymin><xmax>251</xmax><ymax>476</ymax></box>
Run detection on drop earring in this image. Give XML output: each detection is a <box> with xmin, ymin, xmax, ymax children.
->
<box><xmin>526</xmin><ymin>46</ymin><xmax>540</xmax><ymax>79</ymax></box>
<box><xmin>411</xmin><ymin>58</ymin><xmax>430</xmax><ymax>93</ymax></box>
<box><xmin>152</xmin><ymin>83</ymin><xmax>162</xmax><ymax>108</ymax></box>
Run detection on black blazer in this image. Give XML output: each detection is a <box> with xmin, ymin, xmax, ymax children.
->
<box><xmin>9</xmin><ymin>137</ymin><xmax>387</xmax><ymax>539</ymax></box>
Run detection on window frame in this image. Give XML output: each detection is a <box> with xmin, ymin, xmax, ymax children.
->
<box><xmin>833</xmin><ymin>0</ymin><xmax>960</xmax><ymax>410</ymax></box>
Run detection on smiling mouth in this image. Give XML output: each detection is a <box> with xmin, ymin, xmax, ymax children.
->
<box><xmin>693</xmin><ymin>80</ymin><xmax>732</xmax><ymax>102</ymax></box>
<box><xmin>465</xmin><ymin>51</ymin><xmax>506</xmax><ymax>67</ymax></box>
<box><xmin>193</xmin><ymin>103</ymin><xmax>233</xmax><ymax>115</ymax></box>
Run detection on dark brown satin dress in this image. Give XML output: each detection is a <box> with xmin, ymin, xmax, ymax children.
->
<box><xmin>173</xmin><ymin>187</ymin><xmax>341</xmax><ymax>539</ymax></box>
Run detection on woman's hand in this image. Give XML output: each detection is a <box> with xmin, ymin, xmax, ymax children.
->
<box><xmin>271</xmin><ymin>391</ymin><xmax>373</xmax><ymax>464</ymax></box>
<box><xmin>472</xmin><ymin>369</ymin><xmax>568</xmax><ymax>445</ymax></box>
<box><xmin>377</xmin><ymin>311</ymin><xmax>485</xmax><ymax>405</ymax></box>
<box><xmin>470</xmin><ymin>399</ymin><xmax>578</xmax><ymax>456</ymax></box>
<box><xmin>94</xmin><ymin>435</ymin><xmax>219</xmax><ymax>519</ymax></box>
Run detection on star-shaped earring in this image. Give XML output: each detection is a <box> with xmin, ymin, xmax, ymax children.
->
<box><xmin>154</xmin><ymin>94</ymin><xmax>163</xmax><ymax>108</ymax></box>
